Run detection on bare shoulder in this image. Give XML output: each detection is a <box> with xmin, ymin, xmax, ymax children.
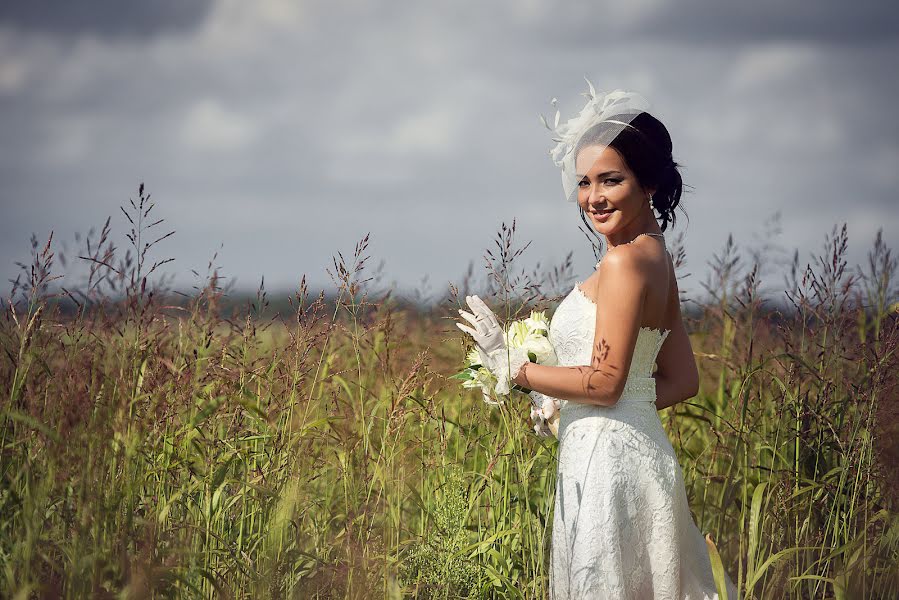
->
<box><xmin>598</xmin><ymin>241</ymin><xmax>658</xmax><ymax>282</ymax></box>
<box><xmin>596</xmin><ymin>238</ymin><xmax>670</xmax><ymax>307</ymax></box>
<box><xmin>595</xmin><ymin>245</ymin><xmax>652</xmax><ymax>298</ymax></box>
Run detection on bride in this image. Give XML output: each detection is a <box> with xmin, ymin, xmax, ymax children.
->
<box><xmin>457</xmin><ymin>84</ymin><xmax>739</xmax><ymax>599</ymax></box>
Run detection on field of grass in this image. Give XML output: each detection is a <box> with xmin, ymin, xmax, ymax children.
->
<box><xmin>2</xmin><ymin>187</ymin><xmax>898</xmax><ymax>598</ymax></box>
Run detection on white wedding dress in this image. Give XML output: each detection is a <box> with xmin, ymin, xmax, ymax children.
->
<box><xmin>531</xmin><ymin>279</ymin><xmax>739</xmax><ymax>599</ymax></box>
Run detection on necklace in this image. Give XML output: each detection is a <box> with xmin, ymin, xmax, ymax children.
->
<box><xmin>594</xmin><ymin>232</ymin><xmax>665</xmax><ymax>268</ymax></box>
<box><xmin>624</xmin><ymin>232</ymin><xmax>665</xmax><ymax>245</ymax></box>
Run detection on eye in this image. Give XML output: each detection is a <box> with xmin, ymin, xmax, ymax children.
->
<box><xmin>578</xmin><ymin>179</ymin><xmax>589</xmax><ymax>187</ymax></box>
<box><xmin>604</xmin><ymin>178</ymin><xmax>622</xmax><ymax>185</ymax></box>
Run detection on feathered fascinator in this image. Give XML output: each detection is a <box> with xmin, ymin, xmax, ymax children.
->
<box><xmin>541</xmin><ymin>77</ymin><xmax>652</xmax><ymax>202</ymax></box>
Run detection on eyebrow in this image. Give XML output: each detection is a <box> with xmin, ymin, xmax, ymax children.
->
<box><xmin>576</xmin><ymin>170</ymin><xmax>623</xmax><ymax>179</ymax></box>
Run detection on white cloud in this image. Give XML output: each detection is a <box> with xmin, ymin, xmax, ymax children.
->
<box><xmin>196</xmin><ymin>0</ymin><xmax>304</xmax><ymax>51</ymax></box>
<box><xmin>180</xmin><ymin>98</ymin><xmax>260</xmax><ymax>151</ymax></box>
<box><xmin>343</xmin><ymin>104</ymin><xmax>460</xmax><ymax>156</ymax></box>
<box><xmin>39</xmin><ymin>117</ymin><xmax>93</xmax><ymax>166</ymax></box>
<box><xmin>0</xmin><ymin>57</ymin><xmax>27</xmax><ymax>94</ymax></box>
<box><xmin>765</xmin><ymin>111</ymin><xmax>843</xmax><ymax>150</ymax></box>
<box><xmin>386</xmin><ymin>104</ymin><xmax>460</xmax><ymax>154</ymax></box>
<box><xmin>727</xmin><ymin>43</ymin><xmax>819</xmax><ymax>92</ymax></box>
<box><xmin>682</xmin><ymin>43</ymin><xmax>848</xmax><ymax>153</ymax></box>
<box><xmin>0</xmin><ymin>28</ymin><xmax>63</xmax><ymax>96</ymax></box>
<box><xmin>856</xmin><ymin>141</ymin><xmax>899</xmax><ymax>188</ymax></box>
<box><xmin>321</xmin><ymin>103</ymin><xmax>463</xmax><ymax>183</ymax></box>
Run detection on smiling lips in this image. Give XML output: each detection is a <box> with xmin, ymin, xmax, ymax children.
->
<box><xmin>592</xmin><ymin>209</ymin><xmax>615</xmax><ymax>222</ymax></box>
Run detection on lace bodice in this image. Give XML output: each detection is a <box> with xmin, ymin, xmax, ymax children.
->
<box><xmin>551</xmin><ymin>282</ymin><xmax>669</xmax><ymax>411</ymax></box>
<box><xmin>528</xmin><ymin>236</ymin><xmax>672</xmax><ymax>435</ymax></box>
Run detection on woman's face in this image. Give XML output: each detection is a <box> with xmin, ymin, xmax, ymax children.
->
<box><xmin>575</xmin><ymin>144</ymin><xmax>653</xmax><ymax>236</ymax></box>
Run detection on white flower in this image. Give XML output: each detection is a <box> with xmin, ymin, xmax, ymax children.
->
<box><xmin>506</xmin><ymin>313</ymin><xmax>558</xmax><ymax>367</ymax></box>
<box><xmin>461</xmin><ymin>365</ymin><xmax>503</xmax><ymax>405</ymax></box>
<box><xmin>523</xmin><ymin>310</ymin><xmax>550</xmax><ymax>333</ymax></box>
<box><xmin>466</xmin><ymin>347</ymin><xmax>482</xmax><ymax>366</ymax></box>
<box><xmin>522</xmin><ymin>335</ymin><xmax>557</xmax><ymax>366</ymax></box>
<box><xmin>458</xmin><ymin>306</ymin><xmax>557</xmax><ymax>407</ymax></box>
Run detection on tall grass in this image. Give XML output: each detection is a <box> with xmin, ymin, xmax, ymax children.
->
<box><xmin>1</xmin><ymin>184</ymin><xmax>897</xmax><ymax>598</ymax></box>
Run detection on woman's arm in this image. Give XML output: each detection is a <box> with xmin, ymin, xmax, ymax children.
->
<box><xmin>515</xmin><ymin>249</ymin><xmax>649</xmax><ymax>407</ymax></box>
<box><xmin>652</xmin><ymin>322</ymin><xmax>700</xmax><ymax>411</ymax></box>
<box><xmin>652</xmin><ymin>259</ymin><xmax>700</xmax><ymax>411</ymax></box>
<box><xmin>515</xmin><ymin>362</ymin><xmax>621</xmax><ymax>407</ymax></box>
<box><xmin>653</xmin><ymin>371</ymin><xmax>698</xmax><ymax>411</ymax></box>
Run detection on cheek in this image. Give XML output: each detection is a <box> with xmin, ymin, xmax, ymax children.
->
<box><xmin>617</xmin><ymin>186</ymin><xmax>642</xmax><ymax>207</ymax></box>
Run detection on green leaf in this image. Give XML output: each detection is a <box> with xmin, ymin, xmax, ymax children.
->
<box><xmin>706</xmin><ymin>534</ymin><xmax>729</xmax><ymax>600</ymax></box>
<box><xmin>747</xmin><ymin>546</ymin><xmax>818</xmax><ymax>590</ymax></box>
<box><xmin>747</xmin><ymin>482</ymin><xmax>768</xmax><ymax>578</ymax></box>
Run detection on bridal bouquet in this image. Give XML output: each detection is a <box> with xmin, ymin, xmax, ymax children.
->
<box><xmin>453</xmin><ymin>296</ymin><xmax>561</xmax><ymax>436</ymax></box>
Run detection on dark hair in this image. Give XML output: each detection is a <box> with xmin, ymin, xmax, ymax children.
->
<box><xmin>573</xmin><ymin>111</ymin><xmax>688</xmax><ymax>232</ymax></box>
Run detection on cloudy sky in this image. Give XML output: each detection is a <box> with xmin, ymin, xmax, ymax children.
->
<box><xmin>2</xmin><ymin>0</ymin><xmax>897</xmax><ymax>305</ymax></box>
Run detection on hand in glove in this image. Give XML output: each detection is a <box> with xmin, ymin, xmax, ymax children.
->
<box><xmin>456</xmin><ymin>295</ymin><xmax>531</xmax><ymax>396</ymax></box>
<box><xmin>456</xmin><ymin>295</ymin><xmax>505</xmax><ymax>371</ymax></box>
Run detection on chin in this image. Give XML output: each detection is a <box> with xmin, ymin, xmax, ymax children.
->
<box><xmin>591</xmin><ymin>216</ymin><xmax>616</xmax><ymax>232</ymax></box>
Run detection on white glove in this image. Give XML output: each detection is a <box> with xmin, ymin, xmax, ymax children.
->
<box><xmin>456</xmin><ymin>295</ymin><xmax>531</xmax><ymax>396</ymax></box>
<box><xmin>456</xmin><ymin>295</ymin><xmax>505</xmax><ymax>370</ymax></box>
